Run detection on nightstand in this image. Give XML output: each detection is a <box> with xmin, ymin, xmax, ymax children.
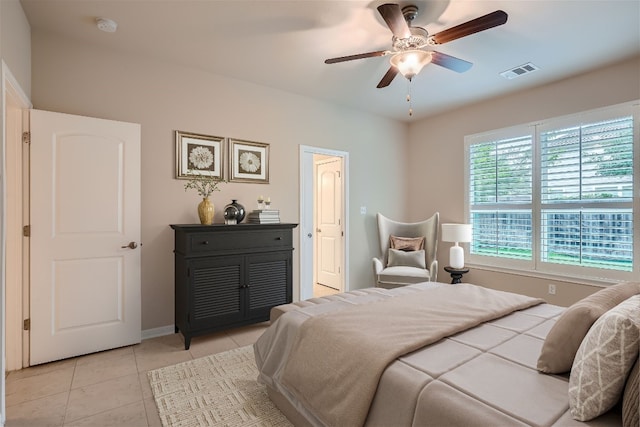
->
<box><xmin>444</xmin><ymin>266</ymin><xmax>470</xmax><ymax>284</ymax></box>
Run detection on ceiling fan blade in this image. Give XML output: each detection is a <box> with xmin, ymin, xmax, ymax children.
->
<box><xmin>377</xmin><ymin>3</ymin><xmax>411</xmax><ymax>39</ymax></box>
<box><xmin>431</xmin><ymin>51</ymin><xmax>473</xmax><ymax>73</ymax></box>
<box><xmin>431</xmin><ymin>10</ymin><xmax>508</xmax><ymax>45</ymax></box>
<box><xmin>325</xmin><ymin>50</ymin><xmax>387</xmax><ymax>64</ymax></box>
<box><xmin>377</xmin><ymin>67</ymin><xmax>399</xmax><ymax>88</ymax></box>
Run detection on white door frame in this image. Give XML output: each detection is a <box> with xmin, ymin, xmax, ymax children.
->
<box><xmin>299</xmin><ymin>145</ymin><xmax>349</xmax><ymax>301</ymax></box>
<box><xmin>2</xmin><ymin>60</ymin><xmax>32</xmax><ymax>425</ymax></box>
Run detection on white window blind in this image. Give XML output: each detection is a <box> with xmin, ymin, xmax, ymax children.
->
<box><xmin>468</xmin><ymin>134</ymin><xmax>533</xmax><ymax>261</ymax></box>
<box><xmin>465</xmin><ymin>102</ymin><xmax>638</xmax><ymax>281</ymax></box>
<box><xmin>540</xmin><ymin>115</ymin><xmax>634</xmax><ymax>271</ymax></box>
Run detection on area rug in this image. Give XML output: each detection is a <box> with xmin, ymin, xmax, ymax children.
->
<box><xmin>148</xmin><ymin>345</ymin><xmax>292</xmax><ymax>427</ymax></box>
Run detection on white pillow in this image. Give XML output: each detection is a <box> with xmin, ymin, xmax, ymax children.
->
<box><xmin>386</xmin><ymin>248</ymin><xmax>426</xmax><ymax>269</ymax></box>
<box><xmin>568</xmin><ymin>295</ymin><xmax>640</xmax><ymax>421</ymax></box>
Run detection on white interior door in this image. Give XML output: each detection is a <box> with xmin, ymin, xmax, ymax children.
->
<box><xmin>30</xmin><ymin>110</ymin><xmax>141</xmax><ymax>365</ymax></box>
<box><xmin>316</xmin><ymin>158</ymin><xmax>343</xmax><ymax>290</ymax></box>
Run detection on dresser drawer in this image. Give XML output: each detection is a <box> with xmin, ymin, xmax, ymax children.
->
<box><xmin>188</xmin><ymin>229</ymin><xmax>291</xmax><ymax>254</ymax></box>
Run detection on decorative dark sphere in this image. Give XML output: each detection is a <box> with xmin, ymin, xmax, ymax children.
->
<box><xmin>224</xmin><ymin>205</ymin><xmax>239</xmax><ymax>221</ymax></box>
<box><xmin>224</xmin><ymin>199</ymin><xmax>246</xmax><ymax>223</ymax></box>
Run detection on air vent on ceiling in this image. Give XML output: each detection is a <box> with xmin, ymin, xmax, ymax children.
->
<box><xmin>500</xmin><ymin>62</ymin><xmax>540</xmax><ymax>80</ymax></box>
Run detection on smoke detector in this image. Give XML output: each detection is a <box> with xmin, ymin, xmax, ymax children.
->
<box><xmin>96</xmin><ymin>17</ymin><xmax>118</xmax><ymax>33</ymax></box>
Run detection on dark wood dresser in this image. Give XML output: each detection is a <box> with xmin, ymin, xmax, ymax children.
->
<box><xmin>170</xmin><ymin>223</ymin><xmax>297</xmax><ymax>349</ymax></box>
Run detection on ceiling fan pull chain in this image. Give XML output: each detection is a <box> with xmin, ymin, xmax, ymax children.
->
<box><xmin>407</xmin><ymin>79</ymin><xmax>413</xmax><ymax>117</ymax></box>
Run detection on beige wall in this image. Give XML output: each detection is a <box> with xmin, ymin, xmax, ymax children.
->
<box><xmin>408</xmin><ymin>56</ymin><xmax>640</xmax><ymax>306</ymax></box>
<box><xmin>30</xmin><ymin>31</ymin><xmax>408</xmax><ymax>331</ymax></box>
<box><xmin>1</xmin><ymin>0</ymin><xmax>31</xmax><ymax>97</ymax></box>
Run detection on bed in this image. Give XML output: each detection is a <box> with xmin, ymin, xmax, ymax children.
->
<box><xmin>254</xmin><ymin>282</ymin><xmax>639</xmax><ymax>427</ymax></box>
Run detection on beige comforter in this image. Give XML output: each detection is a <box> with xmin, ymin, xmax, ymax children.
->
<box><xmin>280</xmin><ymin>284</ymin><xmax>543</xmax><ymax>427</ymax></box>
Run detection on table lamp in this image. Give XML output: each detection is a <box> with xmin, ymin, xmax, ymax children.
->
<box><xmin>442</xmin><ymin>223</ymin><xmax>472</xmax><ymax>269</ymax></box>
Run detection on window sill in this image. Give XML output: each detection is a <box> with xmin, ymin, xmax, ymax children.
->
<box><xmin>464</xmin><ymin>262</ymin><xmax>621</xmax><ymax>289</ymax></box>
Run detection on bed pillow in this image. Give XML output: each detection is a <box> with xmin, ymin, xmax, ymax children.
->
<box><xmin>389</xmin><ymin>235</ymin><xmax>424</xmax><ymax>252</ymax></box>
<box><xmin>537</xmin><ymin>281</ymin><xmax>640</xmax><ymax>374</ymax></box>
<box><xmin>387</xmin><ymin>248</ymin><xmax>426</xmax><ymax>269</ymax></box>
<box><xmin>622</xmin><ymin>357</ymin><xmax>639</xmax><ymax>427</ymax></box>
<box><xmin>568</xmin><ymin>295</ymin><xmax>640</xmax><ymax>421</ymax></box>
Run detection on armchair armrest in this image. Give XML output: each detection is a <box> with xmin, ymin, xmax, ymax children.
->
<box><xmin>372</xmin><ymin>257</ymin><xmax>384</xmax><ymax>276</ymax></box>
<box><xmin>429</xmin><ymin>259</ymin><xmax>438</xmax><ymax>282</ymax></box>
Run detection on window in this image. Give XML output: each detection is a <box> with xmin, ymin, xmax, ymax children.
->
<box><xmin>469</xmin><ymin>133</ymin><xmax>533</xmax><ymax>261</ymax></box>
<box><xmin>465</xmin><ymin>102</ymin><xmax>638</xmax><ymax>282</ymax></box>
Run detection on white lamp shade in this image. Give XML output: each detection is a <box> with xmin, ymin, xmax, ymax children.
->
<box><xmin>441</xmin><ymin>223</ymin><xmax>472</xmax><ymax>243</ymax></box>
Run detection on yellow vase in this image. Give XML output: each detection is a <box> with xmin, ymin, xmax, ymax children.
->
<box><xmin>197</xmin><ymin>197</ymin><xmax>214</xmax><ymax>225</ymax></box>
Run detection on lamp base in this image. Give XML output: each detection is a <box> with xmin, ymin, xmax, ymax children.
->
<box><xmin>449</xmin><ymin>244</ymin><xmax>465</xmax><ymax>269</ymax></box>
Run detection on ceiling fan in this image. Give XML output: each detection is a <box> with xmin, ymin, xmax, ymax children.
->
<box><xmin>325</xmin><ymin>3</ymin><xmax>508</xmax><ymax>88</ymax></box>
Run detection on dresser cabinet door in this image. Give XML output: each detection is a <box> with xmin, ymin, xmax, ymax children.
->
<box><xmin>246</xmin><ymin>251</ymin><xmax>292</xmax><ymax>319</ymax></box>
<box><xmin>188</xmin><ymin>255</ymin><xmax>244</xmax><ymax>330</ymax></box>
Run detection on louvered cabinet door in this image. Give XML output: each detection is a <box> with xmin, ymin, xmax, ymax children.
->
<box><xmin>246</xmin><ymin>251</ymin><xmax>293</xmax><ymax>320</ymax></box>
<box><xmin>188</xmin><ymin>255</ymin><xmax>245</xmax><ymax>331</ymax></box>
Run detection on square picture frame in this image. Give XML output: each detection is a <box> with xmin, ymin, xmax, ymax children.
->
<box><xmin>175</xmin><ymin>130</ymin><xmax>225</xmax><ymax>179</ymax></box>
<box><xmin>229</xmin><ymin>138</ymin><xmax>270</xmax><ymax>183</ymax></box>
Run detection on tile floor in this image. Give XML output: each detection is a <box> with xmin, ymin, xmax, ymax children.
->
<box><xmin>313</xmin><ymin>282</ymin><xmax>340</xmax><ymax>298</ymax></box>
<box><xmin>5</xmin><ymin>322</ymin><xmax>270</xmax><ymax>427</ymax></box>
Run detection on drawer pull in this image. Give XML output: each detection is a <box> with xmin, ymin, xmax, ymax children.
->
<box><xmin>275</xmin><ymin>237</ymin><xmax>282</xmax><ymax>240</ymax></box>
<box><xmin>201</xmin><ymin>241</ymin><xmax>209</xmax><ymax>245</ymax></box>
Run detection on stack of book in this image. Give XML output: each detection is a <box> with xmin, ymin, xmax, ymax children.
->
<box><xmin>247</xmin><ymin>209</ymin><xmax>280</xmax><ymax>224</ymax></box>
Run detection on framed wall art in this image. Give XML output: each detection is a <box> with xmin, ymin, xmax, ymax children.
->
<box><xmin>175</xmin><ymin>131</ymin><xmax>225</xmax><ymax>179</ymax></box>
<box><xmin>229</xmin><ymin>138</ymin><xmax>270</xmax><ymax>183</ymax></box>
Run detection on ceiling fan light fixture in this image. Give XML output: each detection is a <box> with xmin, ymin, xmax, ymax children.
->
<box><xmin>390</xmin><ymin>50</ymin><xmax>432</xmax><ymax>80</ymax></box>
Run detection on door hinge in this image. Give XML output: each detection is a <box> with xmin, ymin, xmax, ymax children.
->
<box><xmin>187</xmin><ymin>268</ymin><xmax>190</xmax><ymax>277</ymax></box>
<box><xmin>22</xmin><ymin>131</ymin><xmax>31</xmax><ymax>144</ymax></box>
<box><xmin>23</xmin><ymin>225</ymin><xmax>31</xmax><ymax>237</ymax></box>
<box><xmin>23</xmin><ymin>318</ymin><xmax>30</xmax><ymax>330</ymax></box>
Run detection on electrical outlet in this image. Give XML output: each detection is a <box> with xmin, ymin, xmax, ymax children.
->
<box><xmin>548</xmin><ymin>284</ymin><xmax>556</xmax><ymax>295</ymax></box>
<box><xmin>360</xmin><ymin>206</ymin><xmax>367</xmax><ymax>215</ymax></box>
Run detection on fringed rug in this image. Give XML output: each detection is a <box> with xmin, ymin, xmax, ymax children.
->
<box><xmin>148</xmin><ymin>345</ymin><xmax>292</xmax><ymax>427</ymax></box>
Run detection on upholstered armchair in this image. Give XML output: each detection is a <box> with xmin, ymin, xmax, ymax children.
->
<box><xmin>372</xmin><ymin>212</ymin><xmax>439</xmax><ymax>288</ymax></box>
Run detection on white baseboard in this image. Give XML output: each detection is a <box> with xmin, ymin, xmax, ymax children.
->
<box><xmin>141</xmin><ymin>325</ymin><xmax>175</xmax><ymax>341</ymax></box>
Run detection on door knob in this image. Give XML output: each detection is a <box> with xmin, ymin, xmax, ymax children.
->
<box><xmin>307</xmin><ymin>233</ymin><xmax>312</xmax><ymax>238</ymax></box>
<box><xmin>121</xmin><ymin>242</ymin><xmax>138</xmax><ymax>249</ymax></box>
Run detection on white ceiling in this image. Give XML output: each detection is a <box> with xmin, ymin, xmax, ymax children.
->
<box><xmin>19</xmin><ymin>0</ymin><xmax>640</xmax><ymax>122</ymax></box>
